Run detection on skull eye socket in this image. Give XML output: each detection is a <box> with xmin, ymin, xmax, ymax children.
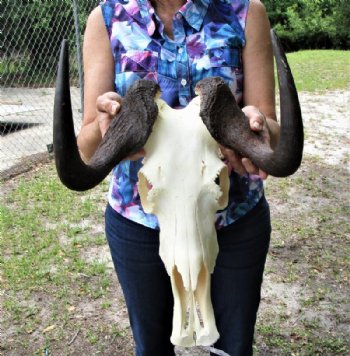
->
<box><xmin>216</xmin><ymin>166</ymin><xmax>229</xmax><ymax>209</ymax></box>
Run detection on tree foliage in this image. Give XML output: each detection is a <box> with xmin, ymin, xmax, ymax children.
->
<box><xmin>1</xmin><ymin>0</ymin><xmax>348</xmax><ymax>75</ymax></box>
<box><xmin>2</xmin><ymin>0</ymin><xmax>96</xmax><ymax>69</ymax></box>
<box><xmin>263</xmin><ymin>0</ymin><xmax>350</xmax><ymax>50</ymax></box>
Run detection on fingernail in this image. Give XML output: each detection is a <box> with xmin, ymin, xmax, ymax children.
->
<box><xmin>253</xmin><ymin>122</ymin><xmax>261</xmax><ymax>130</ymax></box>
<box><xmin>111</xmin><ymin>104</ymin><xmax>118</xmax><ymax>114</ymax></box>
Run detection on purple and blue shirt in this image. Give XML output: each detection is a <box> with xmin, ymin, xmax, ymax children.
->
<box><xmin>101</xmin><ymin>0</ymin><xmax>263</xmax><ymax>229</ymax></box>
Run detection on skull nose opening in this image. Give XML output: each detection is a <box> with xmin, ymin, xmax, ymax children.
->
<box><xmin>173</xmin><ymin>265</ymin><xmax>205</xmax><ymax>341</ymax></box>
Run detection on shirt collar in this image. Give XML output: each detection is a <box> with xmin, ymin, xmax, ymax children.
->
<box><xmin>123</xmin><ymin>0</ymin><xmax>155</xmax><ymax>36</ymax></box>
<box><xmin>136</xmin><ymin>0</ymin><xmax>210</xmax><ymax>33</ymax></box>
<box><xmin>178</xmin><ymin>0</ymin><xmax>210</xmax><ymax>31</ymax></box>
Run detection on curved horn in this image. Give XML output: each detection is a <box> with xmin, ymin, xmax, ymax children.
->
<box><xmin>53</xmin><ymin>40</ymin><xmax>159</xmax><ymax>191</ymax></box>
<box><xmin>197</xmin><ymin>30</ymin><xmax>304</xmax><ymax>177</ymax></box>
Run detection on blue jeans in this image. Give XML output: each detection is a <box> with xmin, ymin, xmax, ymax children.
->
<box><xmin>105</xmin><ymin>197</ymin><xmax>271</xmax><ymax>356</ymax></box>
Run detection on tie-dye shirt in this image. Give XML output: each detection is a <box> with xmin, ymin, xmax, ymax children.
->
<box><xmin>101</xmin><ymin>0</ymin><xmax>263</xmax><ymax>229</ymax></box>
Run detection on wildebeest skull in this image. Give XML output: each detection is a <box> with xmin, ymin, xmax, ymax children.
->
<box><xmin>53</xmin><ymin>30</ymin><xmax>303</xmax><ymax>346</ymax></box>
<box><xmin>138</xmin><ymin>97</ymin><xmax>229</xmax><ymax>345</ymax></box>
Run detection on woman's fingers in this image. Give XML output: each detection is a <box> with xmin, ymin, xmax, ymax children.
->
<box><xmin>220</xmin><ymin>146</ymin><xmax>246</xmax><ymax>176</ymax></box>
<box><xmin>96</xmin><ymin>92</ymin><xmax>122</xmax><ymax>137</ymax></box>
<box><xmin>220</xmin><ymin>105</ymin><xmax>271</xmax><ymax>179</ymax></box>
<box><xmin>96</xmin><ymin>92</ymin><xmax>121</xmax><ymax>115</ymax></box>
<box><xmin>242</xmin><ymin>158</ymin><xmax>268</xmax><ymax>179</ymax></box>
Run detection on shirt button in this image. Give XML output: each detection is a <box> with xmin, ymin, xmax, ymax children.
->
<box><xmin>181</xmin><ymin>78</ymin><xmax>187</xmax><ymax>86</ymax></box>
<box><xmin>176</xmin><ymin>13</ymin><xmax>182</xmax><ymax>20</ymax></box>
<box><xmin>178</xmin><ymin>47</ymin><xmax>183</xmax><ymax>54</ymax></box>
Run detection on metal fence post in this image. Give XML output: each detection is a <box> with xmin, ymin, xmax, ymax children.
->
<box><xmin>73</xmin><ymin>0</ymin><xmax>84</xmax><ymax>114</ymax></box>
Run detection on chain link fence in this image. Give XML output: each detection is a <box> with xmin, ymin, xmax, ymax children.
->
<box><xmin>0</xmin><ymin>0</ymin><xmax>99</xmax><ymax>179</ymax></box>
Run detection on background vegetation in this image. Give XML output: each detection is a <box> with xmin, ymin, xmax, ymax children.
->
<box><xmin>264</xmin><ymin>0</ymin><xmax>350</xmax><ymax>50</ymax></box>
<box><xmin>1</xmin><ymin>0</ymin><xmax>95</xmax><ymax>70</ymax></box>
<box><xmin>1</xmin><ymin>0</ymin><xmax>98</xmax><ymax>86</ymax></box>
<box><xmin>1</xmin><ymin>0</ymin><xmax>349</xmax><ymax>87</ymax></box>
<box><xmin>2</xmin><ymin>0</ymin><xmax>349</xmax><ymax>64</ymax></box>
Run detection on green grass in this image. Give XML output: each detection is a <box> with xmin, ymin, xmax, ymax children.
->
<box><xmin>256</xmin><ymin>322</ymin><xmax>349</xmax><ymax>354</ymax></box>
<box><xmin>0</xmin><ymin>166</ymin><xmax>119</xmax><ymax>353</ymax></box>
<box><xmin>285</xmin><ymin>50</ymin><xmax>350</xmax><ymax>92</ymax></box>
<box><xmin>0</xmin><ymin>169</ymin><xmax>106</xmax><ymax>292</ymax></box>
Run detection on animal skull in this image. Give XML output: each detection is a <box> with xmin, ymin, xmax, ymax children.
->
<box><xmin>53</xmin><ymin>30</ymin><xmax>303</xmax><ymax>347</ymax></box>
<box><xmin>138</xmin><ymin>97</ymin><xmax>229</xmax><ymax>345</ymax></box>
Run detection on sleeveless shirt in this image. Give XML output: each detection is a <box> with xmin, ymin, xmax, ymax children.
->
<box><xmin>100</xmin><ymin>0</ymin><xmax>263</xmax><ymax>229</ymax></box>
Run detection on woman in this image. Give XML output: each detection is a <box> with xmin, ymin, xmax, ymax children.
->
<box><xmin>78</xmin><ymin>0</ymin><xmax>279</xmax><ymax>354</ymax></box>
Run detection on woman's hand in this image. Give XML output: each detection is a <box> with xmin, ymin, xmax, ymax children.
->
<box><xmin>96</xmin><ymin>91</ymin><xmax>121</xmax><ymax>137</ymax></box>
<box><xmin>220</xmin><ymin>106</ymin><xmax>271</xmax><ymax>180</ymax></box>
<box><xmin>96</xmin><ymin>91</ymin><xmax>145</xmax><ymax>161</ymax></box>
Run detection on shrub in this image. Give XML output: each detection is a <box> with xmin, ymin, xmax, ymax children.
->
<box><xmin>263</xmin><ymin>0</ymin><xmax>349</xmax><ymax>50</ymax></box>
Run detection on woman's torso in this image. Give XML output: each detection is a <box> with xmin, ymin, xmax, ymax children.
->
<box><xmin>101</xmin><ymin>0</ymin><xmax>263</xmax><ymax>229</ymax></box>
